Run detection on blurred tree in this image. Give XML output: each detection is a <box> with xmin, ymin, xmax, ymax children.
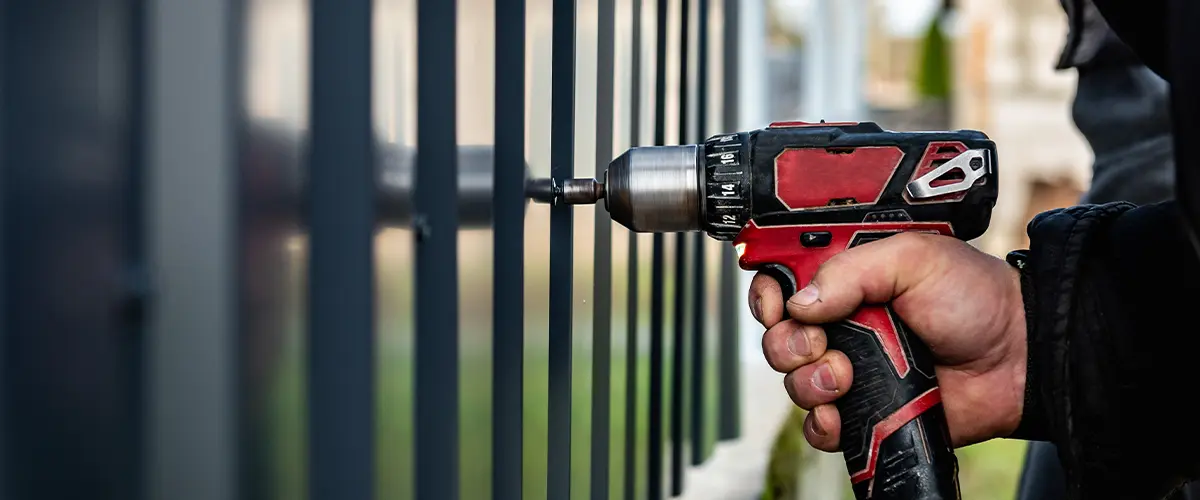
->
<box><xmin>915</xmin><ymin>3</ymin><xmax>952</xmax><ymax>100</ymax></box>
<box><xmin>767</xmin><ymin>0</ymin><xmax>805</xmax><ymax>48</ymax></box>
<box><xmin>759</xmin><ymin>407</ymin><xmax>809</xmax><ymax>500</ymax></box>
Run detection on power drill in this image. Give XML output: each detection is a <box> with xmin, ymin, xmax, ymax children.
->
<box><xmin>528</xmin><ymin>120</ymin><xmax>998</xmax><ymax>500</ymax></box>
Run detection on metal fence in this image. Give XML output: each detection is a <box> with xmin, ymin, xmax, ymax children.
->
<box><xmin>0</xmin><ymin>0</ymin><xmax>745</xmax><ymax>498</ymax></box>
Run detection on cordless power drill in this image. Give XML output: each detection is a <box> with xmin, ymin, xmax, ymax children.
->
<box><xmin>528</xmin><ymin>120</ymin><xmax>998</xmax><ymax>500</ymax></box>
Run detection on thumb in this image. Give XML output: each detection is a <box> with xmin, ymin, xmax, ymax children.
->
<box><xmin>785</xmin><ymin>232</ymin><xmax>940</xmax><ymax>323</ymax></box>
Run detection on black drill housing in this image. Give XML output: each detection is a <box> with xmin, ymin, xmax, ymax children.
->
<box><xmin>701</xmin><ymin>122</ymin><xmax>999</xmax><ymax>241</ymax></box>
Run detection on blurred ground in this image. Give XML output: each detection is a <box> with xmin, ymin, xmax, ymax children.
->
<box><xmin>676</xmin><ymin>358</ymin><xmax>794</xmax><ymax>500</ymax></box>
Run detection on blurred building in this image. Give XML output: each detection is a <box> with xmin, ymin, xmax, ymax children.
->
<box><xmin>863</xmin><ymin>0</ymin><xmax>1092</xmax><ymax>255</ymax></box>
<box><xmin>950</xmin><ymin>0</ymin><xmax>1090</xmax><ymax>255</ymax></box>
<box><xmin>769</xmin><ymin>0</ymin><xmax>1092</xmax><ymax>259</ymax></box>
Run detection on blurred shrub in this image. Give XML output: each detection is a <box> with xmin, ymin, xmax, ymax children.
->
<box><xmin>915</xmin><ymin>13</ymin><xmax>952</xmax><ymax>100</ymax></box>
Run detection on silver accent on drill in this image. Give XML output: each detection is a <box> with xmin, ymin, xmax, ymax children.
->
<box><xmin>905</xmin><ymin>149</ymin><xmax>991</xmax><ymax>199</ymax></box>
<box><xmin>604</xmin><ymin>144</ymin><xmax>702</xmax><ymax>233</ymax></box>
<box><xmin>560</xmin><ymin>178</ymin><xmax>605</xmax><ymax>204</ymax></box>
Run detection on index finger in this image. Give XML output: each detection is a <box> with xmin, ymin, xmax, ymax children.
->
<box><xmin>749</xmin><ymin>272</ymin><xmax>785</xmax><ymax>328</ymax></box>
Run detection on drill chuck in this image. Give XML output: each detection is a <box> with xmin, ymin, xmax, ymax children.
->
<box><xmin>527</xmin><ymin>134</ymin><xmax>753</xmax><ymax>240</ymax></box>
<box><xmin>605</xmin><ymin>144</ymin><xmax>703</xmax><ymax>233</ymax></box>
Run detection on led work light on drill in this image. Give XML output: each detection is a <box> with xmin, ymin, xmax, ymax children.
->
<box><xmin>529</xmin><ymin>120</ymin><xmax>998</xmax><ymax>500</ymax></box>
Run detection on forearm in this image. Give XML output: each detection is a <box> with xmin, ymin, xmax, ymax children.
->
<box><xmin>1014</xmin><ymin>200</ymin><xmax>1200</xmax><ymax>498</ymax></box>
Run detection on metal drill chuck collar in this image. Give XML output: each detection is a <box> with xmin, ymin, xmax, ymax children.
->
<box><xmin>522</xmin><ymin>140</ymin><xmax>758</xmax><ymax>239</ymax></box>
<box><xmin>525</xmin><ymin>177</ymin><xmax>605</xmax><ymax>206</ymax></box>
<box><xmin>525</xmin><ymin>144</ymin><xmax>705</xmax><ymax>235</ymax></box>
<box><xmin>603</xmin><ymin>144</ymin><xmax>703</xmax><ymax>233</ymax></box>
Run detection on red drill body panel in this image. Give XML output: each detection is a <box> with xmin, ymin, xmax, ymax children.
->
<box><xmin>768</xmin><ymin>120</ymin><xmax>861</xmax><ymax>128</ymax></box>
<box><xmin>706</xmin><ymin>122</ymin><xmax>996</xmax><ymax>500</ymax></box>
<box><xmin>773</xmin><ymin>146</ymin><xmax>905</xmax><ymax>210</ymax></box>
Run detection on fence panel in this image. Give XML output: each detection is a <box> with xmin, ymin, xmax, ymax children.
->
<box><xmin>0</xmin><ymin>0</ymin><xmax>744</xmax><ymax>498</ymax></box>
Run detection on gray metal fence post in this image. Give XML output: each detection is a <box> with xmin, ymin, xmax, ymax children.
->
<box><xmin>146</xmin><ymin>0</ymin><xmax>236</xmax><ymax>498</ymax></box>
<box><xmin>718</xmin><ymin>0</ymin><xmax>742</xmax><ymax>442</ymax></box>
<box><xmin>494</xmin><ymin>0</ymin><xmax>527</xmax><ymax>498</ymax></box>
<box><xmin>548</xmin><ymin>0</ymin><xmax>577</xmax><ymax>496</ymax></box>
<box><xmin>413</xmin><ymin>0</ymin><xmax>460</xmax><ymax>498</ymax></box>
<box><xmin>623</xmin><ymin>2</ymin><xmax>646</xmax><ymax>498</ymax></box>
<box><xmin>309</xmin><ymin>0</ymin><xmax>376</xmax><ymax>498</ymax></box>
<box><xmin>690</xmin><ymin>0</ymin><xmax>711</xmax><ymax>466</ymax></box>
<box><xmin>592</xmin><ymin>0</ymin><xmax>618</xmax><ymax>497</ymax></box>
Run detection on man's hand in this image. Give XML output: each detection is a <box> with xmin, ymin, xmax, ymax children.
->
<box><xmin>748</xmin><ymin>232</ymin><xmax>1028</xmax><ymax>452</ymax></box>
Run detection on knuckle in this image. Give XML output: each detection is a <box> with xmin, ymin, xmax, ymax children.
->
<box><xmin>890</xmin><ymin>230</ymin><xmax>927</xmax><ymax>245</ymax></box>
<box><xmin>811</xmin><ymin>255</ymin><xmax>841</xmax><ymax>280</ymax></box>
<box><xmin>890</xmin><ymin>231</ymin><xmax>938</xmax><ymax>255</ymax></box>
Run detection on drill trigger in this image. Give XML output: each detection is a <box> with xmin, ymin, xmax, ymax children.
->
<box><xmin>760</xmin><ymin>263</ymin><xmax>798</xmax><ymax>319</ymax></box>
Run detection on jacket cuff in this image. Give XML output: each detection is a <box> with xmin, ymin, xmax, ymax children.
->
<box><xmin>1004</xmin><ymin>202</ymin><xmax>1137</xmax><ymax>469</ymax></box>
<box><xmin>1005</xmin><ymin>248</ymin><xmax>1047</xmax><ymax>441</ymax></box>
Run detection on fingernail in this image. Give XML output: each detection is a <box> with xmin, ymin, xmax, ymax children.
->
<box><xmin>787</xmin><ymin>326</ymin><xmax>811</xmax><ymax>357</ymax></box>
<box><xmin>752</xmin><ymin>297</ymin><xmax>762</xmax><ymax>322</ymax></box>
<box><xmin>812</xmin><ymin>362</ymin><xmax>838</xmax><ymax>392</ymax></box>
<box><xmin>792</xmin><ymin>283</ymin><xmax>819</xmax><ymax>306</ymax></box>
<box><xmin>809</xmin><ymin>409</ymin><xmax>827</xmax><ymax>436</ymax></box>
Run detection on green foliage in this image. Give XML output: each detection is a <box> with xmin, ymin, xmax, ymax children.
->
<box><xmin>915</xmin><ymin>14</ymin><xmax>952</xmax><ymax>100</ymax></box>
<box><xmin>957</xmin><ymin>439</ymin><xmax>1029</xmax><ymax>499</ymax></box>
<box><xmin>760</xmin><ymin>407</ymin><xmax>809</xmax><ymax>500</ymax></box>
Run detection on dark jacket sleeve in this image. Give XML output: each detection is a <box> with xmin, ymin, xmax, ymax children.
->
<box><xmin>1013</xmin><ymin>200</ymin><xmax>1200</xmax><ymax>499</ymax></box>
<box><xmin>1088</xmin><ymin>0</ymin><xmax>1168</xmax><ymax>79</ymax></box>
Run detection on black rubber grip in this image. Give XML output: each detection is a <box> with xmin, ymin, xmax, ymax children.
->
<box><xmin>765</xmin><ymin>265</ymin><xmax>961</xmax><ymax>500</ymax></box>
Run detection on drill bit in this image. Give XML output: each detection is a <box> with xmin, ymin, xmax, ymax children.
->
<box><xmin>526</xmin><ymin>177</ymin><xmax>605</xmax><ymax>205</ymax></box>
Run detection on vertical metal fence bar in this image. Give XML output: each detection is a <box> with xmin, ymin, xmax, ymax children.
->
<box><xmin>592</xmin><ymin>0</ymin><xmax>617</xmax><ymax>496</ymax></box>
<box><xmin>670</xmin><ymin>0</ymin><xmax>691</xmax><ymax>492</ymax></box>
<box><xmin>648</xmin><ymin>235</ymin><xmax>664</xmax><ymax>500</ymax></box>
<box><xmin>0</xmin><ymin>2</ymin><xmax>6</xmax><ymax>490</ymax></box>
<box><xmin>717</xmin><ymin>0</ymin><xmax>741</xmax><ymax>442</ymax></box>
<box><xmin>414</xmin><ymin>0</ymin><xmax>460</xmax><ymax>498</ymax></box>
<box><xmin>669</xmin><ymin>229</ymin><xmax>687</xmax><ymax>496</ymax></box>
<box><xmin>622</xmin><ymin>252</ymin><xmax>639</xmax><ymax>500</ymax></box>
<box><xmin>495</xmin><ymin>0</ymin><xmax>526</xmax><ymax>498</ymax></box>
<box><xmin>647</xmin><ymin>0</ymin><xmax>669</xmax><ymax>495</ymax></box>
<box><xmin>688</xmin><ymin>235</ymin><xmax>707</xmax><ymax>461</ymax></box>
<box><xmin>623</xmin><ymin>1</ymin><xmax>644</xmax><ymax>497</ymax></box>
<box><xmin>126</xmin><ymin>0</ymin><xmax>148</xmax><ymax>496</ymax></box>
<box><xmin>689</xmin><ymin>0</ymin><xmax>709</xmax><ymax>466</ymax></box>
<box><xmin>309</xmin><ymin>0</ymin><xmax>376</xmax><ymax>498</ymax></box>
<box><xmin>147</xmin><ymin>0</ymin><xmax>236</xmax><ymax>498</ymax></box>
<box><xmin>548</xmin><ymin>0</ymin><xmax>577</xmax><ymax>496</ymax></box>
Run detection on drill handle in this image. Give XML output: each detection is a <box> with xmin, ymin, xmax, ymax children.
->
<box><xmin>736</xmin><ymin>222</ymin><xmax>962</xmax><ymax>500</ymax></box>
<box><xmin>765</xmin><ymin>265</ymin><xmax>960</xmax><ymax>500</ymax></box>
